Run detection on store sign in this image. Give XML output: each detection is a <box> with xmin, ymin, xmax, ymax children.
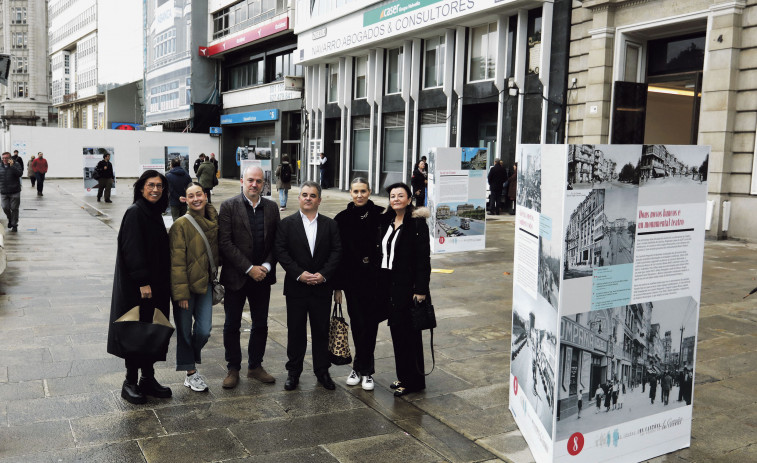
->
<box><xmin>560</xmin><ymin>317</ymin><xmax>607</xmax><ymax>353</ymax></box>
<box><xmin>296</xmin><ymin>0</ymin><xmax>512</xmax><ymax>63</ymax></box>
<box><xmin>220</xmin><ymin>109</ymin><xmax>279</xmax><ymax>125</ymax></box>
<box><xmin>201</xmin><ymin>17</ymin><xmax>289</xmax><ymax>57</ymax></box>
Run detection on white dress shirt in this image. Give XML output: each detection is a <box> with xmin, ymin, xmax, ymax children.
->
<box><xmin>300</xmin><ymin>210</ymin><xmax>319</xmax><ymax>257</ymax></box>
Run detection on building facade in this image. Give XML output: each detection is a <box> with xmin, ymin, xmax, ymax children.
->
<box><xmin>0</xmin><ymin>0</ymin><xmax>51</xmax><ymax>133</ymax></box>
<box><xmin>568</xmin><ymin>0</ymin><xmax>757</xmax><ymax>241</ymax></box>
<box><xmin>292</xmin><ymin>0</ymin><xmax>573</xmax><ymax>192</ymax></box>
<box><xmin>202</xmin><ymin>0</ymin><xmax>303</xmax><ymax>178</ymax></box>
<box><xmin>49</xmin><ymin>0</ymin><xmax>143</xmax><ymax>129</ymax></box>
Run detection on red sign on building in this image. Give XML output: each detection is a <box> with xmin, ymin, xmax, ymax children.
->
<box><xmin>199</xmin><ymin>17</ymin><xmax>289</xmax><ymax>57</ymax></box>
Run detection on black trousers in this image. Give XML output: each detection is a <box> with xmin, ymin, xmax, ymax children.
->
<box><xmin>389</xmin><ymin>307</ymin><xmax>426</xmax><ymax>391</ymax></box>
<box><xmin>35</xmin><ymin>172</ymin><xmax>45</xmax><ymax>193</ymax></box>
<box><xmin>344</xmin><ymin>289</ymin><xmax>379</xmax><ymax>376</ymax></box>
<box><xmin>285</xmin><ymin>294</ymin><xmax>331</xmax><ymax>376</ymax></box>
<box><xmin>125</xmin><ymin>357</ymin><xmax>155</xmax><ymax>383</ymax></box>
<box><xmin>491</xmin><ymin>188</ymin><xmax>503</xmax><ymax>214</ymax></box>
<box><xmin>223</xmin><ymin>280</ymin><xmax>271</xmax><ymax>371</ymax></box>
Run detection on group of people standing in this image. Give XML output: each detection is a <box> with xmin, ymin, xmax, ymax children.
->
<box><xmin>106</xmin><ymin>162</ymin><xmax>432</xmax><ymax>404</ymax></box>
<box><xmin>593</xmin><ymin>379</ymin><xmax>626</xmax><ymax>414</ymax></box>
<box><xmin>487</xmin><ymin>159</ymin><xmax>517</xmax><ymax>215</ymax></box>
<box><xmin>1</xmin><ymin>150</ymin><xmax>48</xmax><ymax>233</ymax></box>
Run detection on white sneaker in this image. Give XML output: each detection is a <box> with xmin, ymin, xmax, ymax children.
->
<box><xmin>346</xmin><ymin>370</ymin><xmax>361</xmax><ymax>386</ymax></box>
<box><xmin>361</xmin><ymin>375</ymin><xmax>375</xmax><ymax>391</ymax></box>
<box><xmin>184</xmin><ymin>372</ymin><xmax>209</xmax><ymax>392</ymax></box>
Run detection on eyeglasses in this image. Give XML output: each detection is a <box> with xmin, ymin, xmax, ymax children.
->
<box><xmin>145</xmin><ymin>183</ymin><xmax>164</xmax><ymax>190</ymax></box>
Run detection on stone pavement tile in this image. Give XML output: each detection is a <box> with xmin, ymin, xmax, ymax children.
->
<box><xmin>229</xmin><ymin>408</ymin><xmax>396</xmax><ymax>454</ymax></box>
<box><xmin>697</xmin><ymin>351</ymin><xmax>757</xmax><ymax>380</ymax></box>
<box><xmin>340</xmin><ymin>384</ymin><xmax>426</xmax><ymax>421</ymax></box>
<box><xmin>0</xmin><ymin>380</ymin><xmax>44</xmax><ymax>401</ymax></box>
<box><xmin>396</xmin><ymin>413</ymin><xmax>498</xmax><ymax>462</ymax></box>
<box><xmin>32</xmin><ymin>322</ymin><xmax>105</xmax><ymax>339</ymax></box>
<box><xmin>695</xmin><ymin>334</ymin><xmax>757</xmax><ymax>363</ymax></box>
<box><xmin>0</xmin><ymin>441</ymin><xmax>146</xmax><ymax>463</ymax></box>
<box><xmin>68</xmin><ymin>357</ymin><xmax>131</xmax><ymax>377</ymax></box>
<box><xmin>270</xmin><ymin>387</ymin><xmax>366</xmax><ymax>417</ymax></box>
<box><xmin>6</xmin><ymin>391</ymin><xmax>120</xmax><ymax>425</ymax></box>
<box><xmin>0</xmin><ymin>420</ymin><xmax>75</xmax><ymax>459</ymax></box>
<box><xmin>436</xmin><ymin>337</ymin><xmax>498</xmax><ymax>361</ymax></box>
<box><xmin>414</xmin><ymin>393</ymin><xmax>483</xmax><ymax>418</ymax></box>
<box><xmin>235</xmin><ymin>446</ymin><xmax>339</xmax><ymax>463</ymax></box>
<box><xmin>154</xmin><ymin>396</ymin><xmax>287</xmax><ymax>433</ymax></box>
<box><xmin>140</xmin><ymin>428</ymin><xmax>249</xmax><ymax>463</ymax></box>
<box><xmin>439</xmin><ymin>405</ymin><xmax>515</xmax><ymax>440</ymax></box>
<box><xmin>47</xmin><ymin>344</ymin><xmax>115</xmax><ymax>362</ymax></box>
<box><xmin>690</xmin><ymin>382</ymin><xmax>755</xmax><ymax>414</ymax></box>
<box><xmin>0</xmin><ymin>313</ymin><xmax>74</xmax><ymax>330</ymax></box>
<box><xmin>0</xmin><ymin>367</ymin><xmax>7</xmax><ymax>383</ymax></box>
<box><xmin>477</xmin><ymin>430</ymin><xmax>535</xmax><ymax>463</ymax></box>
<box><xmin>7</xmin><ymin>361</ymin><xmax>73</xmax><ymax>382</ymax></box>
<box><xmin>696</xmin><ymin>314</ymin><xmax>757</xmax><ymax>337</ymax></box>
<box><xmin>71</xmin><ymin>410</ymin><xmax>167</xmax><ymax>446</ymax></box>
<box><xmin>46</xmin><ymin>371</ymin><xmax>126</xmax><ymax>397</ymax></box>
<box><xmin>439</xmin><ymin>352</ymin><xmax>510</xmax><ymax>388</ymax></box>
<box><xmin>324</xmin><ymin>432</ymin><xmax>443</xmax><ymax>463</ymax></box>
<box><xmin>717</xmin><ymin>370</ymin><xmax>757</xmax><ymax>396</ymax></box>
<box><xmin>0</xmin><ymin>347</ymin><xmax>51</xmax><ymax>367</ymax></box>
<box><xmin>454</xmin><ymin>383</ymin><xmax>508</xmax><ymax>409</ymax></box>
<box><xmin>690</xmin><ymin>412</ymin><xmax>753</xmax><ymax>455</ymax></box>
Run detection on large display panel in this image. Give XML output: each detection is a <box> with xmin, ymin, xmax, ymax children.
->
<box><xmin>509</xmin><ymin>144</ymin><xmax>708</xmax><ymax>463</ymax></box>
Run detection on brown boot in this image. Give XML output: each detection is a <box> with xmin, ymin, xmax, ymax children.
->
<box><xmin>247</xmin><ymin>366</ymin><xmax>276</xmax><ymax>384</ymax></box>
<box><xmin>222</xmin><ymin>369</ymin><xmax>240</xmax><ymax>389</ymax></box>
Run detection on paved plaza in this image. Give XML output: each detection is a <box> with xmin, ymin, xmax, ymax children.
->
<box><xmin>1</xmin><ymin>179</ymin><xmax>756</xmax><ymax>462</ymax></box>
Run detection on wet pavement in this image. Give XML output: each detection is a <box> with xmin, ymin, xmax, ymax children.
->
<box><xmin>1</xmin><ymin>178</ymin><xmax>756</xmax><ymax>462</ymax></box>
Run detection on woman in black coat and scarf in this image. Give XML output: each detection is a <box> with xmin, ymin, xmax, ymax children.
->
<box><xmin>333</xmin><ymin>178</ymin><xmax>384</xmax><ymax>391</ymax></box>
<box><xmin>378</xmin><ymin>182</ymin><xmax>431</xmax><ymax>397</ymax></box>
<box><xmin>107</xmin><ymin>170</ymin><xmax>172</xmax><ymax>404</ymax></box>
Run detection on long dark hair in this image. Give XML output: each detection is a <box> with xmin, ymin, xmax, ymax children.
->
<box><xmin>385</xmin><ymin>182</ymin><xmax>414</xmax><ymax>216</ymax></box>
<box><xmin>133</xmin><ymin>169</ymin><xmax>169</xmax><ymax>210</ymax></box>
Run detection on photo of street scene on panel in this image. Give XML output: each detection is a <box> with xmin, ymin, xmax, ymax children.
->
<box><xmin>461</xmin><ymin>147</ymin><xmax>488</xmax><ymax>170</ymax></box>
<box><xmin>639</xmin><ymin>145</ymin><xmax>709</xmax><ymax>186</ymax></box>
<box><xmin>82</xmin><ymin>147</ymin><xmax>115</xmax><ymax>190</ymax></box>
<box><xmin>511</xmin><ymin>285</ymin><xmax>557</xmax><ymax>435</ymax></box>
<box><xmin>563</xmin><ymin>188</ymin><xmax>639</xmax><ymax>280</ymax></box>
<box><xmin>554</xmin><ymin>296</ymin><xmax>698</xmax><ymax>440</ymax></box>
<box><xmin>434</xmin><ymin>199</ymin><xmax>486</xmax><ymax>237</ymax></box>
<box><xmin>517</xmin><ymin>145</ymin><xmax>541</xmax><ymax>212</ymax></box>
<box><xmin>567</xmin><ymin>144</ymin><xmax>642</xmax><ymax>190</ymax></box>
<box><xmin>538</xmin><ymin>238</ymin><xmax>561</xmax><ymax>309</ymax></box>
<box><xmin>165</xmin><ymin>145</ymin><xmax>190</xmax><ymax>173</ymax></box>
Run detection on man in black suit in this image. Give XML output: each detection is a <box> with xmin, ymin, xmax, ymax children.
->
<box><xmin>275</xmin><ymin>181</ymin><xmax>342</xmax><ymax>390</ymax></box>
<box><xmin>219</xmin><ymin>165</ymin><xmax>281</xmax><ymax>388</ymax></box>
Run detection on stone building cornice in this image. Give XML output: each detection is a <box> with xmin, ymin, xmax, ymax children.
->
<box><xmin>709</xmin><ymin>1</ymin><xmax>746</xmax><ymax>16</ymax></box>
<box><xmin>580</xmin><ymin>0</ymin><xmax>651</xmax><ymax>12</ymax></box>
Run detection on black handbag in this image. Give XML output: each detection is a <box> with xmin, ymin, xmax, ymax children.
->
<box><xmin>410</xmin><ymin>295</ymin><xmax>436</xmax><ymax>376</ymax></box>
<box><xmin>328</xmin><ymin>303</ymin><xmax>353</xmax><ymax>365</ymax></box>
<box><xmin>112</xmin><ymin>306</ymin><xmax>175</xmax><ymax>359</ymax></box>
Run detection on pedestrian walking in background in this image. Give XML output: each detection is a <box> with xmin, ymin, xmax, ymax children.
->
<box><xmin>95</xmin><ymin>153</ymin><xmax>115</xmax><ymax>203</ymax></box>
<box><xmin>218</xmin><ymin>166</ymin><xmax>280</xmax><ymax>389</ymax></box>
<box><xmin>31</xmin><ymin>152</ymin><xmax>48</xmax><ymax>196</ymax></box>
<box><xmin>166</xmin><ymin>158</ymin><xmax>192</xmax><ymax>220</ymax></box>
<box><xmin>595</xmin><ymin>384</ymin><xmax>603</xmax><ymax>413</ymax></box>
<box><xmin>333</xmin><ymin>177</ymin><xmax>384</xmax><ymax>391</ymax></box>
<box><xmin>662</xmin><ymin>371</ymin><xmax>672</xmax><ymax>405</ymax></box>
<box><xmin>577</xmin><ymin>389</ymin><xmax>583</xmax><ymax>419</ymax></box>
<box><xmin>193</xmin><ymin>153</ymin><xmax>205</xmax><ymax>174</ymax></box>
<box><xmin>612</xmin><ymin>380</ymin><xmax>619</xmax><ymax>410</ymax></box>
<box><xmin>11</xmin><ymin>150</ymin><xmax>23</xmax><ymax>181</ymax></box>
<box><xmin>27</xmin><ymin>156</ymin><xmax>35</xmax><ymax>188</ymax></box>
<box><xmin>169</xmin><ymin>182</ymin><xmax>219</xmax><ymax>393</ymax></box>
<box><xmin>604</xmin><ymin>382</ymin><xmax>612</xmax><ymax>411</ymax></box>
<box><xmin>1</xmin><ymin>151</ymin><xmax>23</xmax><ymax>232</ymax></box>
<box><xmin>106</xmin><ymin>170</ymin><xmax>172</xmax><ymax>405</ymax></box>
<box><xmin>487</xmin><ymin>158</ymin><xmax>508</xmax><ymax>215</ymax></box>
<box><xmin>617</xmin><ymin>382</ymin><xmax>624</xmax><ymax>410</ymax></box>
<box><xmin>378</xmin><ymin>182</ymin><xmax>431</xmax><ymax>397</ymax></box>
<box><xmin>196</xmin><ymin>154</ymin><xmax>216</xmax><ymax>204</ymax></box>
<box><xmin>275</xmin><ymin>155</ymin><xmax>293</xmax><ymax>211</ymax></box>
<box><xmin>275</xmin><ymin>181</ymin><xmax>342</xmax><ymax>392</ymax></box>
<box><xmin>209</xmin><ymin>153</ymin><xmax>219</xmax><ymax>173</ymax></box>
<box><xmin>411</xmin><ymin>160</ymin><xmax>427</xmax><ymax>207</ymax></box>
<box><xmin>318</xmin><ymin>152</ymin><xmax>329</xmax><ymax>189</ymax></box>
<box><xmin>649</xmin><ymin>375</ymin><xmax>658</xmax><ymax>404</ymax></box>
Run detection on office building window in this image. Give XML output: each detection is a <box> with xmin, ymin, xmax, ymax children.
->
<box><xmin>354</xmin><ymin>56</ymin><xmax>367</xmax><ymax>99</ymax></box>
<box><xmin>352</xmin><ymin>129</ymin><xmax>370</xmax><ymax>171</ymax></box>
<box><xmin>386</xmin><ymin>47</ymin><xmax>403</xmax><ymax>94</ymax></box>
<box><xmin>469</xmin><ymin>22</ymin><xmax>497</xmax><ymax>82</ymax></box>
<box><xmin>328</xmin><ymin>63</ymin><xmax>338</xmax><ymax>103</ymax></box>
<box><xmin>268</xmin><ymin>50</ymin><xmax>300</xmax><ymax>81</ymax></box>
<box><xmin>423</xmin><ymin>36</ymin><xmax>445</xmax><ymax>89</ymax></box>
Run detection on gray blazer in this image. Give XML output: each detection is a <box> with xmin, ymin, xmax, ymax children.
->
<box><xmin>218</xmin><ymin>194</ymin><xmax>280</xmax><ymax>291</ymax></box>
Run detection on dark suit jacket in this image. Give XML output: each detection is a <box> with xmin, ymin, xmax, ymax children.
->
<box><xmin>218</xmin><ymin>194</ymin><xmax>280</xmax><ymax>291</ymax></box>
<box><xmin>275</xmin><ymin>211</ymin><xmax>342</xmax><ymax>298</ymax></box>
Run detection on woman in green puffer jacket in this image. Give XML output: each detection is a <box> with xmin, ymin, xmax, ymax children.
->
<box><xmin>169</xmin><ymin>182</ymin><xmax>220</xmax><ymax>392</ymax></box>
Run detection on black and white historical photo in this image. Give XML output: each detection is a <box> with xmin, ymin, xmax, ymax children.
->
<box><xmin>639</xmin><ymin>145</ymin><xmax>709</xmax><ymax>185</ymax></box>
<box><xmin>538</xmin><ymin>238</ymin><xmax>561</xmax><ymax>309</ymax></box>
<box><xmin>567</xmin><ymin>144</ymin><xmax>642</xmax><ymax>190</ymax></box>
<box><xmin>554</xmin><ymin>296</ymin><xmax>698</xmax><ymax>440</ymax></box>
<box><xmin>516</xmin><ymin>145</ymin><xmax>541</xmax><ymax>212</ymax></box>
<box><xmin>511</xmin><ymin>285</ymin><xmax>557</xmax><ymax>435</ymax></box>
<box><xmin>563</xmin><ymin>188</ymin><xmax>638</xmax><ymax>279</ymax></box>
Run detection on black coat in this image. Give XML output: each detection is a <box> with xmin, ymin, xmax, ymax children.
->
<box><xmin>107</xmin><ymin>199</ymin><xmax>171</xmax><ymax>360</ymax></box>
<box><xmin>488</xmin><ymin>163</ymin><xmax>507</xmax><ymax>192</ymax></box>
<box><xmin>166</xmin><ymin>166</ymin><xmax>192</xmax><ymax>207</ymax></box>
<box><xmin>0</xmin><ymin>161</ymin><xmax>22</xmax><ymax>195</ymax></box>
<box><xmin>378</xmin><ymin>208</ymin><xmax>431</xmax><ymax>323</ymax></box>
<box><xmin>333</xmin><ymin>200</ymin><xmax>384</xmax><ymax>291</ymax></box>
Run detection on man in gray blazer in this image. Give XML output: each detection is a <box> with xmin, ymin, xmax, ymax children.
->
<box><xmin>219</xmin><ymin>165</ymin><xmax>281</xmax><ymax>388</ymax></box>
<box><xmin>275</xmin><ymin>181</ymin><xmax>342</xmax><ymax>391</ymax></box>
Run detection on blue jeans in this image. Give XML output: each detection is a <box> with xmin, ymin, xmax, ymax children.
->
<box><xmin>173</xmin><ymin>284</ymin><xmax>213</xmax><ymax>371</ymax></box>
<box><xmin>278</xmin><ymin>188</ymin><xmax>288</xmax><ymax>207</ymax></box>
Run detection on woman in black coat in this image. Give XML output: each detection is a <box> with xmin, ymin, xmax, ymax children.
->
<box><xmin>333</xmin><ymin>178</ymin><xmax>384</xmax><ymax>391</ymax></box>
<box><xmin>411</xmin><ymin>160</ymin><xmax>427</xmax><ymax>207</ymax></box>
<box><xmin>378</xmin><ymin>182</ymin><xmax>431</xmax><ymax>397</ymax></box>
<box><xmin>107</xmin><ymin>170</ymin><xmax>172</xmax><ymax>404</ymax></box>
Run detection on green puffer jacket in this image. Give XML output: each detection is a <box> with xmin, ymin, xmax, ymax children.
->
<box><xmin>169</xmin><ymin>204</ymin><xmax>220</xmax><ymax>301</ymax></box>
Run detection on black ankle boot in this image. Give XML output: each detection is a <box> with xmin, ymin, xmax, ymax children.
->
<box><xmin>138</xmin><ymin>376</ymin><xmax>172</xmax><ymax>398</ymax></box>
<box><xmin>121</xmin><ymin>380</ymin><xmax>147</xmax><ymax>404</ymax></box>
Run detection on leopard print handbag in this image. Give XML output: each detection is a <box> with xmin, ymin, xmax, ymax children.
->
<box><xmin>328</xmin><ymin>302</ymin><xmax>353</xmax><ymax>365</ymax></box>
